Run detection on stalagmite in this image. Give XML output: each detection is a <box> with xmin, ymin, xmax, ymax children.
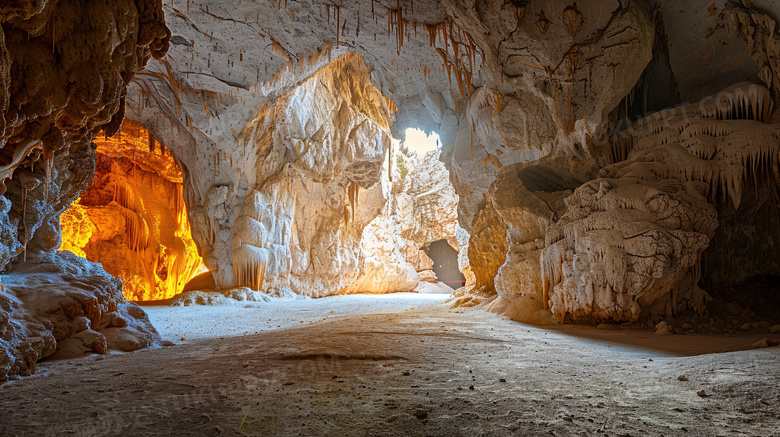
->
<box><xmin>232</xmin><ymin>244</ymin><xmax>268</xmax><ymax>291</ymax></box>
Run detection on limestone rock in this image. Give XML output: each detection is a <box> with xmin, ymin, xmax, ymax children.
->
<box><xmin>346</xmin><ymin>211</ymin><xmax>419</xmax><ymax>295</ymax></box>
<box><xmin>655</xmin><ymin>321</ymin><xmax>674</xmax><ymax>336</ymax></box>
<box><xmin>752</xmin><ymin>338</ymin><xmax>780</xmax><ymax>349</ymax></box>
<box><xmin>467</xmin><ymin>195</ymin><xmax>507</xmax><ymax>294</ymax></box>
<box><xmin>2</xmin><ymin>251</ymin><xmax>160</xmax><ymax>371</ymax></box>
<box><xmin>541</xmin><ymin>82</ymin><xmax>778</xmax><ymax>323</ymax></box>
<box><xmin>406</xmin><ymin>248</ymin><xmax>435</xmax><ymax>273</ymax></box>
<box><xmin>418</xmin><ymin>271</ymin><xmax>438</xmax><ymax>283</ymax></box>
<box><xmin>0</xmin><ymin>0</ymin><xmax>168</xmax><ymax>379</ymax></box>
<box><xmin>415</xmin><ymin>282</ymin><xmax>453</xmax><ymax>294</ymax></box>
<box><xmin>171</xmin><ymin>291</ymin><xmax>223</xmax><ymax>307</ymax></box>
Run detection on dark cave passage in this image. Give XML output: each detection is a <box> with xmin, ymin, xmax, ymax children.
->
<box><xmin>426</xmin><ymin>239</ymin><xmax>465</xmax><ymax>290</ymax></box>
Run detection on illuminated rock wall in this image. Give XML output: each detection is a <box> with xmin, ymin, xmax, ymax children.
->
<box><xmin>61</xmin><ymin>122</ymin><xmax>204</xmax><ymax>301</ymax></box>
<box><xmin>115</xmin><ymin>0</ymin><xmax>780</xmax><ymax>323</ymax></box>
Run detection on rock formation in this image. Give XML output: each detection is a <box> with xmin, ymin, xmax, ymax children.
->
<box><xmin>0</xmin><ymin>0</ymin><xmax>169</xmax><ymax>380</ymax></box>
<box><xmin>3</xmin><ymin>0</ymin><xmax>780</xmax><ymax>380</ymax></box>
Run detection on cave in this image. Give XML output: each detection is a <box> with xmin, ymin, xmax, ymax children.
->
<box><xmin>426</xmin><ymin>239</ymin><xmax>465</xmax><ymax>289</ymax></box>
<box><xmin>60</xmin><ymin>121</ymin><xmax>205</xmax><ymax>302</ymax></box>
<box><xmin>1</xmin><ymin>0</ymin><xmax>779</xmax><ymax>435</ymax></box>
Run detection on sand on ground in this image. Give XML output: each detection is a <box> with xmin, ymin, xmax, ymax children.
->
<box><xmin>1</xmin><ymin>294</ymin><xmax>778</xmax><ymax>436</ymax></box>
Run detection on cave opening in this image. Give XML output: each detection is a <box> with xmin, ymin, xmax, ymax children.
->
<box><xmin>388</xmin><ymin>125</ymin><xmax>464</xmax><ymax>294</ymax></box>
<box><xmin>401</xmin><ymin>127</ymin><xmax>441</xmax><ymax>155</ymax></box>
<box><xmin>700</xmin><ymin>185</ymin><xmax>780</xmax><ymax>322</ymax></box>
<box><xmin>425</xmin><ymin>239</ymin><xmax>465</xmax><ymax>290</ymax></box>
<box><xmin>59</xmin><ymin>121</ymin><xmax>206</xmax><ymax>302</ymax></box>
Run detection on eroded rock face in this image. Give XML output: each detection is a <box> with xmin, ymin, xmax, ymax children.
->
<box><xmin>0</xmin><ymin>0</ymin><xmax>169</xmax><ymax>379</ymax></box>
<box><xmin>467</xmin><ymin>196</ymin><xmax>507</xmax><ymax>294</ymax></box>
<box><xmin>462</xmin><ymin>3</ymin><xmax>780</xmax><ymax>324</ymax></box>
<box><xmin>1</xmin><ymin>252</ymin><xmax>160</xmax><ymax>381</ymax></box>
<box><xmin>229</xmin><ymin>54</ymin><xmax>394</xmax><ymax>296</ymax></box>
<box><xmin>444</xmin><ymin>0</ymin><xmax>654</xmax><ymax>235</ymax></box>
<box><xmin>117</xmin><ymin>0</ymin><xmax>780</xmax><ymax>325</ymax></box>
<box><xmin>541</xmin><ymin>82</ymin><xmax>779</xmax><ymax>323</ymax></box>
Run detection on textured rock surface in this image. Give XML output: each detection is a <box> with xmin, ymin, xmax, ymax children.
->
<box><xmin>229</xmin><ymin>54</ymin><xmax>393</xmax><ymax>296</ymax></box>
<box><xmin>542</xmin><ymin>82</ymin><xmax>778</xmax><ymax>323</ymax></box>
<box><xmin>1</xmin><ymin>252</ymin><xmax>160</xmax><ymax>380</ymax></box>
<box><xmin>466</xmin><ymin>195</ymin><xmax>507</xmax><ymax>294</ymax></box>
<box><xmin>60</xmin><ymin>121</ymin><xmax>204</xmax><ymax>301</ymax></box>
<box><xmin>0</xmin><ymin>0</ymin><xmax>170</xmax><ymax>268</ymax></box>
<box><xmin>0</xmin><ymin>0</ymin><xmax>169</xmax><ymax>379</ymax></box>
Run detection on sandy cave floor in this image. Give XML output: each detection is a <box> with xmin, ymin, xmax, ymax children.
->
<box><xmin>1</xmin><ymin>293</ymin><xmax>779</xmax><ymax>436</ymax></box>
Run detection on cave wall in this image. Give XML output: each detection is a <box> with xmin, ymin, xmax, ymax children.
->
<box><xmin>233</xmin><ymin>54</ymin><xmax>394</xmax><ymax>296</ymax></box>
<box><xmin>0</xmin><ymin>0</ymin><xmax>170</xmax><ymax>380</ymax></box>
<box><xmin>120</xmin><ymin>0</ymin><xmax>780</xmax><ymax>322</ymax></box>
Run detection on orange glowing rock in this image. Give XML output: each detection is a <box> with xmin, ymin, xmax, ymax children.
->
<box><xmin>60</xmin><ymin>121</ymin><xmax>205</xmax><ymax>301</ymax></box>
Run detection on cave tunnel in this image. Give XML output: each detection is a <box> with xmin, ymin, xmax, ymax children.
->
<box><xmin>425</xmin><ymin>239</ymin><xmax>466</xmax><ymax>289</ymax></box>
<box><xmin>60</xmin><ymin>121</ymin><xmax>206</xmax><ymax>302</ymax></box>
<box><xmin>1</xmin><ymin>1</ymin><xmax>780</xmax><ymax>435</ymax></box>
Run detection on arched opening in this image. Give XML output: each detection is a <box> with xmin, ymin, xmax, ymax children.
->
<box><xmin>700</xmin><ymin>184</ymin><xmax>780</xmax><ymax>322</ymax></box>
<box><xmin>59</xmin><ymin>121</ymin><xmax>205</xmax><ymax>302</ymax></box>
<box><xmin>425</xmin><ymin>239</ymin><xmax>465</xmax><ymax>289</ymax></box>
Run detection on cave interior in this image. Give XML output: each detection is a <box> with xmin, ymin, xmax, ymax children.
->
<box><xmin>0</xmin><ymin>0</ymin><xmax>779</xmax><ymax>434</ymax></box>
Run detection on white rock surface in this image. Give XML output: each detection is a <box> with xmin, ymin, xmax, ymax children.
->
<box><xmin>1</xmin><ymin>252</ymin><xmax>160</xmax><ymax>378</ymax></box>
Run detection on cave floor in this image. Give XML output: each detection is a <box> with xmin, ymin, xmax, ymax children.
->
<box><xmin>1</xmin><ymin>295</ymin><xmax>779</xmax><ymax>436</ymax></box>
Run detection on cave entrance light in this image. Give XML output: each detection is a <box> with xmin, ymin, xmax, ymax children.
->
<box><xmin>403</xmin><ymin>127</ymin><xmax>440</xmax><ymax>155</ymax></box>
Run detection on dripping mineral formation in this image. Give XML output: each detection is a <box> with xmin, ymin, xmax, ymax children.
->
<box><xmin>0</xmin><ymin>0</ymin><xmax>169</xmax><ymax>380</ymax></box>
<box><xmin>0</xmin><ymin>2</ymin><xmax>778</xmax><ymax>433</ymax></box>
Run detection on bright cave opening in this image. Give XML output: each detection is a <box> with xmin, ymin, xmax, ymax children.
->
<box><xmin>59</xmin><ymin>121</ymin><xmax>205</xmax><ymax>302</ymax></box>
<box><xmin>403</xmin><ymin>128</ymin><xmax>441</xmax><ymax>155</ymax></box>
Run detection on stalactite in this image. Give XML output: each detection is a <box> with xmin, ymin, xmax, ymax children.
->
<box><xmin>386</xmin><ymin>0</ymin><xmax>407</xmax><ymax>54</ymax></box>
<box><xmin>536</xmin><ymin>10</ymin><xmax>550</xmax><ymax>34</ymax></box>
<box><xmin>21</xmin><ymin>186</ymin><xmax>28</xmax><ymax>262</ymax></box>
<box><xmin>121</xmin><ymin>208</ymin><xmax>150</xmax><ymax>252</ymax></box>
<box><xmin>232</xmin><ymin>245</ymin><xmax>268</xmax><ymax>291</ymax></box>
<box><xmin>43</xmin><ymin>147</ymin><xmax>53</xmax><ymax>203</ymax></box>
<box><xmin>345</xmin><ymin>181</ymin><xmax>359</xmax><ymax>225</ymax></box>
<box><xmin>388</xmin><ymin>139</ymin><xmax>393</xmax><ymax>183</ymax></box>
